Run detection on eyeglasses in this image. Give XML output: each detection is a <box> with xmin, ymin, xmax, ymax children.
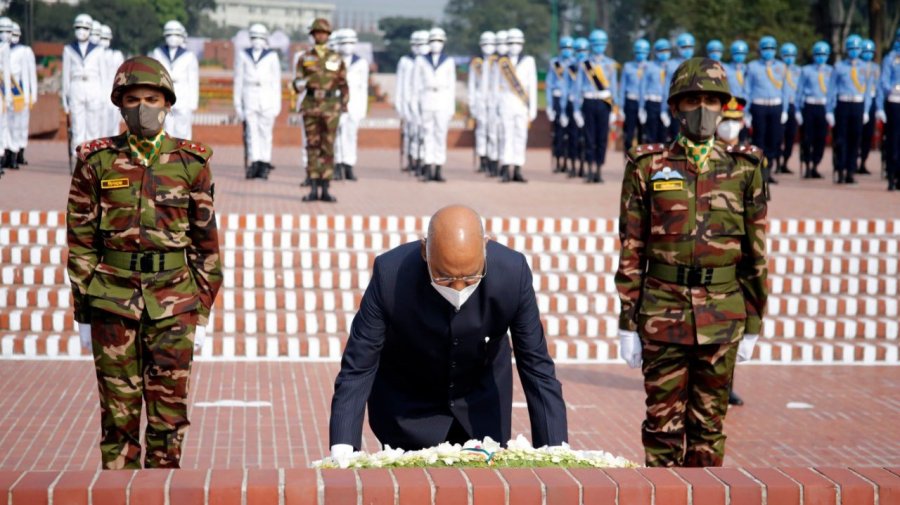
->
<box><xmin>428</xmin><ymin>260</ymin><xmax>487</xmax><ymax>287</ymax></box>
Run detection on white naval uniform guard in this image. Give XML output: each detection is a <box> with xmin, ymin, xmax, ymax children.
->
<box><xmin>62</xmin><ymin>14</ymin><xmax>107</xmax><ymax>151</ymax></box>
<box><xmin>99</xmin><ymin>25</ymin><xmax>124</xmax><ymax>136</ymax></box>
<box><xmin>234</xmin><ymin>23</ymin><xmax>281</xmax><ymax>178</ymax></box>
<box><xmin>334</xmin><ymin>29</ymin><xmax>368</xmax><ymax>181</ymax></box>
<box><xmin>7</xmin><ymin>22</ymin><xmax>37</xmax><ymax>167</ymax></box>
<box><xmin>0</xmin><ymin>18</ymin><xmax>16</xmax><ymax>172</ymax></box>
<box><xmin>151</xmin><ymin>20</ymin><xmax>198</xmax><ymax>139</ymax></box>
<box><xmin>396</xmin><ymin>30</ymin><xmax>427</xmax><ymax>173</ymax></box>
<box><xmin>495</xmin><ymin>28</ymin><xmax>536</xmax><ymax>182</ymax></box>
<box><xmin>482</xmin><ymin>30</ymin><xmax>508</xmax><ymax>177</ymax></box>
<box><xmin>413</xmin><ymin>27</ymin><xmax>455</xmax><ymax>182</ymax></box>
<box><xmin>468</xmin><ymin>31</ymin><xmax>495</xmax><ymax>173</ymax></box>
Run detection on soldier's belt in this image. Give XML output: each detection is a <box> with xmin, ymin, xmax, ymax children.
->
<box><xmin>804</xmin><ymin>97</ymin><xmax>827</xmax><ymax>105</ymax></box>
<box><xmin>887</xmin><ymin>94</ymin><xmax>900</xmax><ymax>103</ymax></box>
<box><xmin>751</xmin><ymin>98</ymin><xmax>782</xmax><ymax>106</ymax></box>
<box><xmin>648</xmin><ymin>263</ymin><xmax>736</xmax><ymax>287</ymax></box>
<box><xmin>583</xmin><ymin>90</ymin><xmax>612</xmax><ymax>100</ymax></box>
<box><xmin>644</xmin><ymin>95</ymin><xmax>662</xmax><ymax>102</ymax></box>
<box><xmin>103</xmin><ymin>250</ymin><xmax>186</xmax><ymax>273</ymax></box>
<box><xmin>837</xmin><ymin>94</ymin><xmax>864</xmax><ymax>103</ymax></box>
<box><xmin>552</xmin><ymin>90</ymin><xmax>563</xmax><ymax>97</ymax></box>
<box><xmin>626</xmin><ymin>93</ymin><xmax>639</xmax><ymax>101</ymax></box>
<box><xmin>310</xmin><ymin>89</ymin><xmax>341</xmax><ymax>99</ymax></box>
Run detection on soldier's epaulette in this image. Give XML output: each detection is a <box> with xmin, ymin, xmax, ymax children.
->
<box><xmin>75</xmin><ymin>137</ymin><xmax>115</xmax><ymax>162</ymax></box>
<box><xmin>725</xmin><ymin>144</ymin><xmax>763</xmax><ymax>164</ymax></box>
<box><xmin>626</xmin><ymin>143</ymin><xmax>667</xmax><ymax>163</ymax></box>
<box><xmin>176</xmin><ymin>139</ymin><xmax>213</xmax><ymax>162</ymax></box>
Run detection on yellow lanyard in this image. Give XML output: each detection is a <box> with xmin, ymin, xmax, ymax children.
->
<box><xmin>850</xmin><ymin>62</ymin><xmax>866</xmax><ymax>94</ymax></box>
<box><xmin>785</xmin><ymin>67</ymin><xmax>797</xmax><ymax>90</ymax></box>
<box><xmin>592</xmin><ymin>60</ymin><xmax>610</xmax><ymax>89</ymax></box>
<box><xmin>817</xmin><ymin>68</ymin><xmax>827</xmax><ymax>94</ymax></box>
<box><xmin>636</xmin><ymin>62</ymin><xmax>644</xmax><ymax>80</ymax></box>
<box><xmin>765</xmin><ymin>61</ymin><xmax>783</xmax><ymax>90</ymax></box>
<box><xmin>736</xmin><ymin>65</ymin><xmax>744</xmax><ymax>86</ymax></box>
<box><xmin>659</xmin><ymin>68</ymin><xmax>666</xmax><ymax>85</ymax></box>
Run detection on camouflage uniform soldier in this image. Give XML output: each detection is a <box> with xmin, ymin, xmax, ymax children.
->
<box><xmin>615</xmin><ymin>58</ymin><xmax>768</xmax><ymax>467</ymax></box>
<box><xmin>293</xmin><ymin>18</ymin><xmax>349</xmax><ymax>203</ymax></box>
<box><xmin>66</xmin><ymin>56</ymin><xmax>222</xmax><ymax>469</ymax></box>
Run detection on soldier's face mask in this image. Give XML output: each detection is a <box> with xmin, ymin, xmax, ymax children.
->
<box><xmin>708</xmin><ymin>51</ymin><xmax>722</xmax><ymax>62</ymax></box>
<box><xmin>676</xmin><ymin>96</ymin><xmax>722</xmax><ymax>142</ymax></box>
<box><xmin>340</xmin><ymin>42</ymin><xmax>355</xmax><ymax>56</ymax></box>
<box><xmin>508</xmin><ymin>43</ymin><xmax>523</xmax><ymax>57</ymax></box>
<box><xmin>783</xmin><ymin>55</ymin><xmax>796</xmax><ymax>65</ymax></box>
<box><xmin>680</xmin><ymin>46</ymin><xmax>694</xmax><ymax>58</ymax></box>
<box><xmin>813</xmin><ymin>54</ymin><xmax>828</xmax><ymax>65</ymax></box>
<box><xmin>251</xmin><ymin>38</ymin><xmax>266</xmax><ymax>51</ymax></box>
<box><xmin>0</xmin><ymin>31</ymin><xmax>9</xmax><ymax>44</ymax></box>
<box><xmin>75</xmin><ymin>27</ymin><xmax>90</xmax><ymax>42</ymax></box>
<box><xmin>121</xmin><ymin>102</ymin><xmax>168</xmax><ymax>138</ymax></box>
<box><xmin>560</xmin><ymin>48</ymin><xmax>574</xmax><ymax>59</ymax></box>
<box><xmin>100</xmin><ymin>38</ymin><xmax>110</xmax><ymax>48</ymax></box>
<box><xmin>635</xmin><ymin>51</ymin><xmax>649</xmax><ymax>62</ymax></box>
<box><xmin>716</xmin><ymin>119</ymin><xmax>742</xmax><ymax>142</ymax></box>
<box><xmin>429</xmin><ymin>41</ymin><xmax>444</xmax><ymax>54</ymax></box>
<box><xmin>861</xmin><ymin>51</ymin><xmax>874</xmax><ymax>62</ymax></box>
<box><xmin>761</xmin><ymin>48</ymin><xmax>776</xmax><ymax>61</ymax></box>
<box><xmin>165</xmin><ymin>34</ymin><xmax>183</xmax><ymax>48</ymax></box>
<box><xmin>89</xmin><ymin>33</ymin><xmax>101</xmax><ymax>45</ymax></box>
<box><xmin>732</xmin><ymin>53</ymin><xmax>746</xmax><ymax>64</ymax></box>
<box><xmin>656</xmin><ymin>50</ymin><xmax>670</xmax><ymax>62</ymax></box>
<box><xmin>481</xmin><ymin>44</ymin><xmax>496</xmax><ymax>56</ymax></box>
<box><xmin>497</xmin><ymin>43</ymin><xmax>509</xmax><ymax>55</ymax></box>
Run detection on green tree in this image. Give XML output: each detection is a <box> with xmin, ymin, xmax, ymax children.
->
<box><xmin>184</xmin><ymin>0</ymin><xmax>217</xmax><ymax>34</ymax></box>
<box><xmin>377</xmin><ymin>16</ymin><xmax>434</xmax><ymax>72</ymax></box>
<box><xmin>444</xmin><ymin>0</ymin><xmax>553</xmax><ymax>63</ymax></box>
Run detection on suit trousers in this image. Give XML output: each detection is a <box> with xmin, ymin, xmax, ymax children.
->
<box><xmin>500</xmin><ymin>105</ymin><xmax>528</xmax><ymax>167</ymax></box>
<box><xmin>68</xmin><ymin>82</ymin><xmax>105</xmax><ymax>150</ymax></box>
<box><xmin>422</xmin><ymin>109</ymin><xmax>450</xmax><ymax>165</ymax></box>
<box><xmin>246</xmin><ymin>109</ymin><xmax>275</xmax><ymax>163</ymax></box>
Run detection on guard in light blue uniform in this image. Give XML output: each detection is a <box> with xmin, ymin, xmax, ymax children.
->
<box><xmin>706</xmin><ymin>40</ymin><xmax>724</xmax><ymax>62</ymax></box>
<box><xmin>566</xmin><ymin>37</ymin><xmax>589</xmax><ymax>177</ymax></box>
<box><xmin>795</xmin><ymin>41</ymin><xmax>832</xmax><ymax>179</ymax></box>
<box><xmin>826</xmin><ymin>34</ymin><xmax>872</xmax><ymax>184</ymax></box>
<box><xmin>778</xmin><ymin>42</ymin><xmax>800</xmax><ymax>174</ymax></box>
<box><xmin>573</xmin><ymin>29</ymin><xmax>618</xmax><ymax>183</ymax></box>
<box><xmin>547</xmin><ymin>36</ymin><xmax>574</xmax><ymax>173</ymax></box>
<box><xmin>745</xmin><ymin>35</ymin><xmax>788</xmax><ymax>184</ymax></box>
<box><xmin>883</xmin><ymin>28</ymin><xmax>900</xmax><ymax>190</ymax></box>
<box><xmin>663</xmin><ymin>33</ymin><xmax>695</xmax><ymax>141</ymax></box>
<box><xmin>638</xmin><ymin>39</ymin><xmax>671</xmax><ymax>144</ymax></box>
<box><xmin>858</xmin><ymin>39</ymin><xmax>881</xmax><ymax>175</ymax></box>
<box><xmin>726</xmin><ymin>40</ymin><xmax>750</xmax><ymax>143</ymax></box>
<box><xmin>620</xmin><ymin>39</ymin><xmax>649</xmax><ymax>150</ymax></box>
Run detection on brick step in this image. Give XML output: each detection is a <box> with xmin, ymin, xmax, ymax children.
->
<box><xmin>3</xmin><ymin>330</ymin><xmax>897</xmax><ymax>364</ymax></box>
<box><xmin>3</xmin><ymin>285</ymin><xmax>897</xmax><ymax>319</ymax></box>
<box><xmin>3</xmin><ymin>209</ymin><xmax>897</xmax><ymax>236</ymax></box>
<box><xmin>4</xmin><ymin>307</ymin><xmax>897</xmax><ymax>340</ymax></box>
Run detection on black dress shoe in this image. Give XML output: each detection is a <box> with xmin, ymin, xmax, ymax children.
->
<box><xmin>728</xmin><ymin>390</ymin><xmax>744</xmax><ymax>406</ymax></box>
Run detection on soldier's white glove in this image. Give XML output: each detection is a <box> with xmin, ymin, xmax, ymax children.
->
<box><xmin>546</xmin><ymin>108</ymin><xmax>556</xmax><ymax>122</ymax></box>
<box><xmin>618</xmin><ymin>329</ymin><xmax>642</xmax><ymax>369</ymax></box>
<box><xmin>780</xmin><ymin>111</ymin><xmax>788</xmax><ymax>124</ymax></box>
<box><xmin>330</xmin><ymin>444</ymin><xmax>354</xmax><ymax>468</ymax></box>
<box><xmin>795</xmin><ymin>111</ymin><xmax>803</xmax><ymax>126</ymax></box>
<box><xmin>194</xmin><ymin>326</ymin><xmax>207</xmax><ymax>352</ymax></box>
<box><xmin>78</xmin><ymin>323</ymin><xmax>92</xmax><ymax>350</ymax></box>
<box><xmin>638</xmin><ymin>108</ymin><xmax>647</xmax><ymax>125</ymax></box>
<box><xmin>743</xmin><ymin>115</ymin><xmax>752</xmax><ymax>129</ymax></box>
<box><xmin>737</xmin><ymin>334</ymin><xmax>759</xmax><ymax>362</ymax></box>
<box><xmin>62</xmin><ymin>96</ymin><xmax>70</xmax><ymax>115</ymax></box>
<box><xmin>560</xmin><ymin>114</ymin><xmax>569</xmax><ymax>128</ymax></box>
<box><xmin>608</xmin><ymin>112</ymin><xmax>617</xmax><ymax>126</ymax></box>
<box><xmin>235</xmin><ymin>109</ymin><xmax>245</xmax><ymax>122</ymax></box>
<box><xmin>573</xmin><ymin>111</ymin><xmax>585</xmax><ymax>128</ymax></box>
<box><xmin>876</xmin><ymin>110</ymin><xmax>887</xmax><ymax>124</ymax></box>
<box><xmin>660</xmin><ymin>111</ymin><xmax>671</xmax><ymax>127</ymax></box>
<box><xmin>863</xmin><ymin>112</ymin><xmax>870</xmax><ymax>125</ymax></box>
<box><xmin>825</xmin><ymin>112</ymin><xmax>835</xmax><ymax>127</ymax></box>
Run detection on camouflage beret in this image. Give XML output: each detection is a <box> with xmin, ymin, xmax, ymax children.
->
<box><xmin>668</xmin><ymin>57</ymin><xmax>732</xmax><ymax>105</ymax></box>
<box><xmin>309</xmin><ymin>18</ymin><xmax>332</xmax><ymax>35</ymax></box>
<box><xmin>110</xmin><ymin>56</ymin><xmax>177</xmax><ymax>107</ymax></box>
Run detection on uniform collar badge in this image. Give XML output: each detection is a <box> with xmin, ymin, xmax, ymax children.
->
<box><xmin>651</xmin><ymin>167</ymin><xmax>684</xmax><ymax>181</ymax></box>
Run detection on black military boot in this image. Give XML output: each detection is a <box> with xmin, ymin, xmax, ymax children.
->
<box><xmin>834</xmin><ymin>170</ymin><xmax>844</xmax><ymax>184</ymax></box>
<box><xmin>593</xmin><ymin>167</ymin><xmax>604</xmax><ymax>184</ymax></box>
<box><xmin>857</xmin><ymin>164</ymin><xmax>871</xmax><ymax>175</ymax></box>
<box><xmin>811</xmin><ymin>165</ymin><xmax>823</xmax><ymax>179</ymax></box>
<box><xmin>432</xmin><ymin>165</ymin><xmax>446</xmax><ymax>182</ymax></box>
<box><xmin>512</xmin><ymin>166</ymin><xmax>527</xmax><ymax>183</ymax></box>
<box><xmin>728</xmin><ymin>389</ymin><xmax>744</xmax><ymax>406</ymax></box>
<box><xmin>778</xmin><ymin>157</ymin><xmax>793</xmax><ymax>174</ymax></box>
<box><xmin>420</xmin><ymin>164</ymin><xmax>432</xmax><ymax>181</ymax></box>
<box><xmin>887</xmin><ymin>176</ymin><xmax>896</xmax><ymax>191</ymax></box>
<box><xmin>258</xmin><ymin>162</ymin><xmax>271</xmax><ymax>180</ymax></box>
<box><xmin>559</xmin><ymin>156</ymin><xmax>568</xmax><ymax>175</ymax></box>
<box><xmin>499</xmin><ymin>165</ymin><xmax>511</xmax><ymax>182</ymax></box>
<box><xmin>1</xmin><ymin>149</ymin><xmax>11</xmax><ymax>169</ymax></box>
<box><xmin>344</xmin><ymin>165</ymin><xmax>357</xmax><ymax>181</ymax></box>
<box><xmin>302</xmin><ymin>180</ymin><xmax>319</xmax><ymax>201</ymax></box>
<box><xmin>8</xmin><ymin>150</ymin><xmax>18</xmax><ymax>170</ymax></box>
<box><xmin>320</xmin><ymin>180</ymin><xmax>337</xmax><ymax>202</ymax></box>
<box><xmin>16</xmin><ymin>149</ymin><xmax>26</xmax><ymax>166</ymax></box>
<box><xmin>246</xmin><ymin>161</ymin><xmax>258</xmax><ymax>179</ymax></box>
<box><xmin>334</xmin><ymin>163</ymin><xmax>344</xmax><ymax>181</ymax></box>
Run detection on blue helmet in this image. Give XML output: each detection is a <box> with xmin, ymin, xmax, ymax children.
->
<box><xmin>634</xmin><ymin>38</ymin><xmax>650</xmax><ymax>54</ymax></box>
<box><xmin>812</xmin><ymin>41</ymin><xmax>830</xmax><ymax>65</ymax></box>
<box><xmin>559</xmin><ymin>36</ymin><xmax>574</xmax><ymax>49</ymax></box>
<box><xmin>845</xmin><ymin>34</ymin><xmax>862</xmax><ymax>58</ymax></box>
<box><xmin>676</xmin><ymin>32</ymin><xmax>694</xmax><ymax>58</ymax></box>
<box><xmin>589</xmin><ymin>29</ymin><xmax>608</xmax><ymax>54</ymax></box>
<box><xmin>573</xmin><ymin>36</ymin><xmax>589</xmax><ymax>58</ymax></box>
<box><xmin>730</xmin><ymin>40</ymin><xmax>748</xmax><ymax>63</ymax></box>
<box><xmin>706</xmin><ymin>39</ymin><xmax>724</xmax><ymax>61</ymax></box>
<box><xmin>861</xmin><ymin>38</ymin><xmax>875</xmax><ymax>61</ymax></box>
<box><xmin>653</xmin><ymin>38</ymin><xmax>671</xmax><ymax>62</ymax></box>
<box><xmin>780</xmin><ymin>42</ymin><xmax>797</xmax><ymax>65</ymax></box>
<box><xmin>759</xmin><ymin>36</ymin><xmax>777</xmax><ymax>61</ymax></box>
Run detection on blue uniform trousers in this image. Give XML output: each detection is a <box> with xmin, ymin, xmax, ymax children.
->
<box><xmin>800</xmin><ymin>104</ymin><xmax>828</xmax><ymax>167</ymax></box>
<box><xmin>750</xmin><ymin>103</ymin><xmax>783</xmax><ymax>165</ymax></box>
<box><xmin>582</xmin><ymin>98</ymin><xmax>611</xmax><ymax>166</ymax></box>
<box><xmin>832</xmin><ymin>101</ymin><xmax>865</xmax><ymax>179</ymax></box>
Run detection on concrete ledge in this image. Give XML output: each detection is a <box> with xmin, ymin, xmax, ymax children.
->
<box><xmin>2</xmin><ymin>467</ymin><xmax>899</xmax><ymax>504</ymax></box>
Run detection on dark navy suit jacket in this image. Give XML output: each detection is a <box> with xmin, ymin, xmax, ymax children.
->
<box><xmin>329</xmin><ymin>240</ymin><xmax>568</xmax><ymax>450</ymax></box>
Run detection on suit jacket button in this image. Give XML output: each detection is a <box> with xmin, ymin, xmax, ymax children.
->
<box><xmin>450</xmin><ymin>361</ymin><xmax>456</xmax><ymax>368</ymax></box>
<box><xmin>453</xmin><ymin>339</ymin><xmax>459</xmax><ymax>346</ymax></box>
<box><xmin>449</xmin><ymin>400</ymin><xmax>455</xmax><ymax>407</ymax></box>
<box><xmin>449</xmin><ymin>382</ymin><xmax>455</xmax><ymax>388</ymax></box>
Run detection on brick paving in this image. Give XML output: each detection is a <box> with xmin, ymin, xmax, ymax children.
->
<box><xmin>0</xmin><ymin>361</ymin><xmax>897</xmax><ymax>471</ymax></box>
<box><xmin>2</xmin><ymin>140</ymin><xmax>898</xmax><ymax>218</ymax></box>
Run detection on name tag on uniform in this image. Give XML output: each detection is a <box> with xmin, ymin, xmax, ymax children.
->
<box><xmin>325</xmin><ymin>60</ymin><xmax>339</xmax><ymax>71</ymax></box>
<box><xmin>653</xmin><ymin>180</ymin><xmax>684</xmax><ymax>191</ymax></box>
<box><xmin>101</xmin><ymin>178</ymin><xmax>129</xmax><ymax>190</ymax></box>
<box><xmin>303</xmin><ymin>60</ymin><xmax>317</xmax><ymax>67</ymax></box>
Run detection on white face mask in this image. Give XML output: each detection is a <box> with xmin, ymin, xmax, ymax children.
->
<box><xmin>416</xmin><ymin>44</ymin><xmax>429</xmax><ymax>56</ymax></box>
<box><xmin>431</xmin><ymin>280</ymin><xmax>481</xmax><ymax>311</ymax></box>
<box><xmin>100</xmin><ymin>38</ymin><xmax>110</xmax><ymax>48</ymax></box>
<box><xmin>251</xmin><ymin>38</ymin><xmax>265</xmax><ymax>51</ymax></box>
<box><xmin>89</xmin><ymin>33</ymin><xmax>101</xmax><ymax>45</ymax></box>
<box><xmin>166</xmin><ymin>34</ymin><xmax>183</xmax><ymax>48</ymax></box>
<box><xmin>75</xmin><ymin>27</ymin><xmax>89</xmax><ymax>42</ymax></box>
<box><xmin>481</xmin><ymin>44</ymin><xmax>495</xmax><ymax>55</ymax></box>
<box><xmin>508</xmin><ymin>43</ymin><xmax>523</xmax><ymax>56</ymax></box>
<box><xmin>496</xmin><ymin>43</ymin><xmax>509</xmax><ymax>55</ymax></box>
<box><xmin>716</xmin><ymin>120</ymin><xmax>742</xmax><ymax>142</ymax></box>
<box><xmin>0</xmin><ymin>32</ymin><xmax>10</xmax><ymax>43</ymax></box>
<box><xmin>340</xmin><ymin>42</ymin><xmax>355</xmax><ymax>56</ymax></box>
<box><xmin>429</xmin><ymin>41</ymin><xmax>444</xmax><ymax>54</ymax></box>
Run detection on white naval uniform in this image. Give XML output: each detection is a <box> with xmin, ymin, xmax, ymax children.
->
<box><xmin>234</xmin><ymin>47</ymin><xmax>281</xmax><ymax>164</ymax></box>
<box><xmin>467</xmin><ymin>55</ymin><xmax>489</xmax><ymax>157</ymax></box>
<box><xmin>413</xmin><ymin>52</ymin><xmax>456</xmax><ymax>166</ymax></box>
<box><xmin>103</xmin><ymin>46</ymin><xmax>124</xmax><ymax>136</ymax></box>
<box><xmin>495</xmin><ymin>54</ymin><xmax>537</xmax><ymax>167</ymax></box>
<box><xmin>8</xmin><ymin>42</ymin><xmax>36</xmax><ymax>153</ymax></box>
<box><xmin>481</xmin><ymin>54</ymin><xmax>501</xmax><ymax>162</ymax></box>
<box><xmin>0</xmin><ymin>43</ymin><xmax>14</xmax><ymax>153</ymax></box>
<box><xmin>62</xmin><ymin>40</ymin><xmax>107</xmax><ymax>149</ymax></box>
<box><xmin>335</xmin><ymin>54</ymin><xmax>368</xmax><ymax>167</ymax></box>
<box><xmin>151</xmin><ymin>45</ymin><xmax>199</xmax><ymax>139</ymax></box>
<box><xmin>395</xmin><ymin>53</ymin><xmax>417</xmax><ymax>159</ymax></box>
<box><xmin>292</xmin><ymin>50</ymin><xmax>308</xmax><ymax>168</ymax></box>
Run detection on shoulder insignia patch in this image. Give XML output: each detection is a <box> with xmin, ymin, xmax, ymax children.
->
<box><xmin>75</xmin><ymin>137</ymin><xmax>115</xmax><ymax>162</ymax></box>
<box><xmin>726</xmin><ymin>143</ymin><xmax>763</xmax><ymax>164</ymax></box>
<box><xmin>177</xmin><ymin>139</ymin><xmax>213</xmax><ymax>162</ymax></box>
<box><xmin>627</xmin><ymin>143</ymin><xmax>667</xmax><ymax>163</ymax></box>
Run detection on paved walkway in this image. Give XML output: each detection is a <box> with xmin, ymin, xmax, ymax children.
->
<box><xmin>1</xmin><ymin>141</ymin><xmax>896</xmax><ymax>219</ymax></box>
<box><xmin>0</xmin><ymin>361</ymin><xmax>897</xmax><ymax>471</ymax></box>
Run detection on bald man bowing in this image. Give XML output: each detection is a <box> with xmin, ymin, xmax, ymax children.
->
<box><xmin>329</xmin><ymin>205</ymin><xmax>568</xmax><ymax>456</ymax></box>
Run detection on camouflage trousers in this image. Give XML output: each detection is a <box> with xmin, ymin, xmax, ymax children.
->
<box><xmin>641</xmin><ymin>340</ymin><xmax>738</xmax><ymax>467</ymax></box>
<box><xmin>303</xmin><ymin>112</ymin><xmax>340</xmax><ymax>180</ymax></box>
<box><xmin>90</xmin><ymin>309</ymin><xmax>196</xmax><ymax>469</ymax></box>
